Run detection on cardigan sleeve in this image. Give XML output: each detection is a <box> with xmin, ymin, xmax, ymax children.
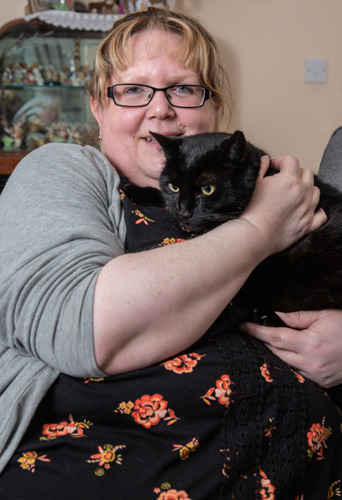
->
<box><xmin>0</xmin><ymin>143</ymin><xmax>126</xmax><ymax>377</ymax></box>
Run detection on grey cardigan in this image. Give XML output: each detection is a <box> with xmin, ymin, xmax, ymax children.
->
<box><xmin>0</xmin><ymin>143</ymin><xmax>126</xmax><ymax>473</ymax></box>
<box><xmin>319</xmin><ymin>126</ymin><xmax>342</xmax><ymax>192</ymax></box>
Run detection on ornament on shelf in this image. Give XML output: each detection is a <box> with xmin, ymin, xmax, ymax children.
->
<box><xmin>88</xmin><ymin>0</ymin><xmax>175</xmax><ymax>15</ymax></box>
<box><xmin>88</xmin><ymin>0</ymin><xmax>124</xmax><ymax>14</ymax></box>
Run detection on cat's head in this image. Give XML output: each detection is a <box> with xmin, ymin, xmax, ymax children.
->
<box><xmin>151</xmin><ymin>130</ymin><xmax>263</xmax><ymax>233</ymax></box>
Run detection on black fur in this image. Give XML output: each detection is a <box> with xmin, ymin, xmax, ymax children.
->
<box><xmin>123</xmin><ymin>130</ymin><xmax>342</xmax><ymax>318</ymax></box>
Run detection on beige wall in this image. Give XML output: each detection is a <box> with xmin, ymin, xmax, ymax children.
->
<box><xmin>179</xmin><ymin>0</ymin><xmax>342</xmax><ymax>172</ymax></box>
<box><xmin>0</xmin><ymin>0</ymin><xmax>29</xmax><ymax>25</ymax></box>
<box><xmin>2</xmin><ymin>0</ymin><xmax>342</xmax><ymax>171</ymax></box>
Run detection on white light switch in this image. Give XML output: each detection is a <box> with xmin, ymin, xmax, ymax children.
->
<box><xmin>305</xmin><ymin>58</ymin><xmax>328</xmax><ymax>83</ymax></box>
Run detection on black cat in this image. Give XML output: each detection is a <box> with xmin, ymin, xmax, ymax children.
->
<box><xmin>122</xmin><ymin>130</ymin><xmax>342</xmax><ymax>322</ymax></box>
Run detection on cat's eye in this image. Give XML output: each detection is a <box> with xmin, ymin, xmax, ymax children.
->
<box><xmin>168</xmin><ymin>183</ymin><xmax>180</xmax><ymax>193</ymax></box>
<box><xmin>201</xmin><ymin>184</ymin><xmax>216</xmax><ymax>196</ymax></box>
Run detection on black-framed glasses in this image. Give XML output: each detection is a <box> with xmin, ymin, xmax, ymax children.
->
<box><xmin>106</xmin><ymin>84</ymin><xmax>210</xmax><ymax>108</ymax></box>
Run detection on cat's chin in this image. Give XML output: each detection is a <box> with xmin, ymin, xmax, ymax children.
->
<box><xmin>179</xmin><ymin>222</ymin><xmax>210</xmax><ymax>235</ymax></box>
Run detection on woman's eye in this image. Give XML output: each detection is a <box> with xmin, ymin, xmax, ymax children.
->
<box><xmin>168</xmin><ymin>183</ymin><xmax>180</xmax><ymax>193</ymax></box>
<box><xmin>174</xmin><ymin>85</ymin><xmax>193</xmax><ymax>94</ymax></box>
<box><xmin>201</xmin><ymin>184</ymin><xmax>215</xmax><ymax>196</ymax></box>
<box><xmin>125</xmin><ymin>86</ymin><xmax>143</xmax><ymax>95</ymax></box>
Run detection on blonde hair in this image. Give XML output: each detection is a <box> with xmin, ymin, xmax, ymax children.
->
<box><xmin>89</xmin><ymin>7</ymin><xmax>230</xmax><ymax>121</ymax></box>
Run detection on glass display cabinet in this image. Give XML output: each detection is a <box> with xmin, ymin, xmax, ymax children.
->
<box><xmin>0</xmin><ymin>12</ymin><xmax>119</xmax><ymax>178</ymax></box>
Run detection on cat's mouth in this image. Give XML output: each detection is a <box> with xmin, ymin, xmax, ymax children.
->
<box><xmin>179</xmin><ymin>217</ymin><xmax>221</xmax><ymax>235</ymax></box>
<box><xmin>179</xmin><ymin>220</ymin><xmax>206</xmax><ymax>234</ymax></box>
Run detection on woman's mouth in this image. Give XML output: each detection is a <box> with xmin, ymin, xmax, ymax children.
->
<box><xmin>144</xmin><ymin>136</ymin><xmax>158</xmax><ymax>143</ymax></box>
<box><xmin>144</xmin><ymin>131</ymin><xmax>184</xmax><ymax>143</ymax></box>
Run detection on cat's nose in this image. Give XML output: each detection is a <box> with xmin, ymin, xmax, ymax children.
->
<box><xmin>180</xmin><ymin>211</ymin><xmax>192</xmax><ymax>220</ymax></box>
<box><xmin>179</xmin><ymin>200</ymin><xmax>193</xmax><ymax>220</ymax></box>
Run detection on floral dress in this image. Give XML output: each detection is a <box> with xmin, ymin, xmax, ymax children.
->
<box><xmin>0</xmin><ymin>188</ymin><xmax>341</xmax><ymax>500</ymax></box>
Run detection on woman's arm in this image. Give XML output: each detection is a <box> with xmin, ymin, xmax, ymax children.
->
<box><xmin>94</xmin><ymin>156</ymin><xmax>326</xmax><ymax>374</ymax></box>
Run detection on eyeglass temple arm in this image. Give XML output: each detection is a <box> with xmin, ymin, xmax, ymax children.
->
<box><xmin>106</xmin><ymin>87</ymin><xmax>114</xmax><ymax>98</ymax></box>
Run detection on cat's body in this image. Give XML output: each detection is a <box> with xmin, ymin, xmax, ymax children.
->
<box><xmin>122</xmin><ymin>130</ymin><xmax>342</xmax><ymax>319</ymax></box>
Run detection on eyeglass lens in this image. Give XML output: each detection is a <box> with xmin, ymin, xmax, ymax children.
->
<box><xmin>112</xmin><ymin>84</ymin><xmax>206</xmax><ymax>107</ymax></box>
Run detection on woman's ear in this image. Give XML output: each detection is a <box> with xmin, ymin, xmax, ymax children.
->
<box><xmin>90</xmin><ymin>96</ymin><xmax>102</xmax><ymax>127</ymax></box>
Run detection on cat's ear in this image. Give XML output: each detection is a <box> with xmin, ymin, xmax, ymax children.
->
<box><xmin>223</xmin><ymin>130</ymin><xmax>247</xmax><ymax>163</ymax></box>
<box><xmin>150</xmin><ymin>131</ymin><xmax>179</xmax><ymax>160</ymax></box>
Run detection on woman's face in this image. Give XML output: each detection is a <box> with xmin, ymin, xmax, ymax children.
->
<box><xmin>91</xmin><ymin>29</ymin><xmax>218</xmax><ymax>188</ymax></box>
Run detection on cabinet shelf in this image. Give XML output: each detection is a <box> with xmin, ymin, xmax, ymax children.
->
<box><xmin>0</xmin><ymin>16</ymin><xmax>106</xmax><ymax>176</ymax></box>
<box><xmin>0</xmin><ymin>150</ymin><xmax>29</xmax><ymax>175</ymax></box>
<box><xmin>3</xmin><ymin>84</ymin><xmax>88</xmax><ymax>89</ymax></box>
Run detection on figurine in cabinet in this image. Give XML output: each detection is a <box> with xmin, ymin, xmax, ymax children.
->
<box><xmin>0</xmin><ymin>16</ymin><xmax>107</xmax><ymax>173</ymax></box>
<box><xmin>26</xmin><ymin>117</ymin><xmax>46</xmax><ymax>150</ymax></box>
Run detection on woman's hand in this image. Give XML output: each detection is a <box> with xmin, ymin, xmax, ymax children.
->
<box><xmin>240</xmin><ymin>155</ymin><xmax>327</xmax><ymax>256</ymax></box>
<box><xmin>240</xmin><ymin>309</ymin><xmax>342</xmax><ymax>388</ymax></box>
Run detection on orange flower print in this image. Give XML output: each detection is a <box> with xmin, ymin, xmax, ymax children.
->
<box><xmin>201</xmin><ymin>387</ymin><xmax>216</xmax><ymax>406</ymax></box>
<box><xmin>161</xmin><ymin>353</ymin><xmax>205</xmax><ymax>374</ymax></box>
<box><xmin>41</xmin><ymin>422</ymin><xmax>69</xmax><ymax>439</ymax></box>
<box><xmin>221</xmin><ymin>456</ymin><xmax>230</xmax><ymax>479</ymax></box>
<box><xmin>258</xmin><ymin>467</ymin><xmax>276</xmax><ymax>499</ymax></box>
<box><xmin>164</xmin><ymin>408</ymin><xmax>180</xmax><ymax>426</ymax></box>
<box><xmin>291</xmin><ymin>369</ymin><xmax>305</xmax><ymax>383</ymax></box>
<box><xmin>154</xmin><ymin>485</ymin><xmax>192</xmax><ymax>500</ymax></box>
<box><xmin>215</xmin><ymin>374</ymin><xmax>233</xmax><ymax>407</ymax></box>
<box><xmin>327</xmin><ymin>480</ymin><xmax>341</xmax><ymax>498</ymax></box>
<box><xmin>18</xmin><ymin>451</ymin><xmax>50</xmax><ymax>472</ymax></box>
<box><xmin>159</xmin><ymin>237</ymin><xmax>186</xmax><ymax>246</ymax></box>
<box><xmin>116</xmin><ymin>400</ymin><xmax>134</xmax><ymax>415</ymax></box>
<box><xmin>123</xmin><ymin>394</ymin><xmax>179</xmax><ymax>429</ymax></box>
<box><xmin>172</xmin><ymin>438</ymin><xmax>199</xmax><ymax>460</ymax></box>
<box><xmin>201</xmin><ymin>374</ymin><xmax>233</xmax><ymax>407</ymax></box>
<box><xmin>260</xmin><ymin>363</ymin><xmax>273</xmax><ymax>383</ymax></box>
<box><xmin>264</xmin><ymin>418</ymin><xmax>276</xmax><ymax>439</ymax></box>
<box><xmin>40</xmin><ymin>414</ymin><xmax>92</xmax><ymax>440</ymax></box>
<box><xmin>87</xmin><ymin>443</ymin><xmax>125</xmax><ymax>476</ymax></box>
<box><xmin>132</xmin><ymin>209</ymin><xmax>154</xmax><ymax>225</ymax></box>
<box><xmin>307</xmin><ymin>417</ymin><xmax>331</xmax><ymax>460</ymax></box>
<box><xmin>84</xmin><ymin>377</ymin><xmax>104</xmax><ymax>384</ymax></box>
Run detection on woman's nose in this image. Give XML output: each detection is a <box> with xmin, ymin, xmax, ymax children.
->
<box><xmin>145</xmin><ymin>90</ymin><xmax>176</xmax><ymax>119</ymax></box>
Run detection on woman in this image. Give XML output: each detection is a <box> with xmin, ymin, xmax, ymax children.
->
<box><xmin>0</xmin><ymin>7</ymin><xmax>340</xmax><ymax>499</ymax></box>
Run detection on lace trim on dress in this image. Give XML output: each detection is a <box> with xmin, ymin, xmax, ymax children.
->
<box><xmin>215</xmin><ymin>330</ymin><xmax>307</xmax><ymax>499</ymax></box>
